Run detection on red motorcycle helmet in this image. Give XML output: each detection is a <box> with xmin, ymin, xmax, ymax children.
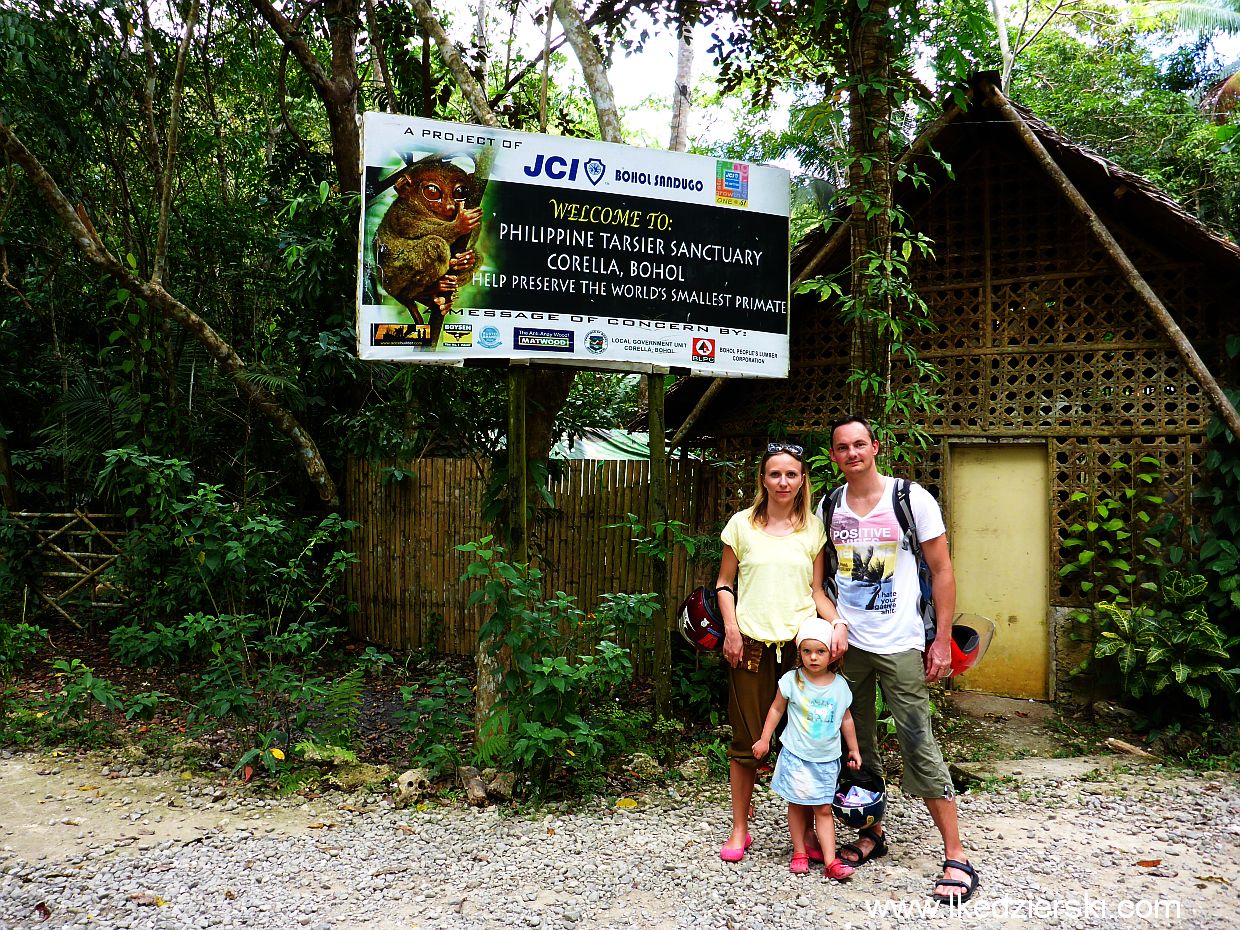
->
<box><xmin>947</xmin><ymin>614</ymin><xmax>995</xmax><ymax>677</ymax></box>
<box><xmin>677</xmin><ymin>585</ymin><xmax>729</xmax><ymax>652</ymax></box>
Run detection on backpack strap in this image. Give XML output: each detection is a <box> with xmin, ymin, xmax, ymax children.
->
<box><xmin>892</xmin><ymin>478</ymin><xmax>938</xmax><ymax>644</ymax></box>
<box><xmin>818</xmin><ymin>484</ymin><xmax>846</xmax><ymax>602</ymax></box>
<box><xmin>892</xmin><ymin>478</ymin><xmax>920</xmax><ymax>557</ymax></box>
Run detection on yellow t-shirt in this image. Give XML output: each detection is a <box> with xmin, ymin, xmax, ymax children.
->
<box><xmin>720</xmin><ymin>508</ymin><xmax>827</xmax><ymax>644</ymax></box>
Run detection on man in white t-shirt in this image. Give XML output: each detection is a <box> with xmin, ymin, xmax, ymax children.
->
<box><xmin>818</xmin><ymin>416</ymin><xmax>978</xmax><ymax>905</ymax></box>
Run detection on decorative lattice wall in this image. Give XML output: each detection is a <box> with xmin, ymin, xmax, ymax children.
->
<box><xmin>702</xmin><ymin>131</ymin><xmax>1238</xmax><ymax>608</ymax></box>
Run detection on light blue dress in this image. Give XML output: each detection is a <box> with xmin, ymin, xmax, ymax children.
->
<box><xmin>769</xmin><ymin>670</ymin><xmax>852</xmax><ymax>806</ymax></box>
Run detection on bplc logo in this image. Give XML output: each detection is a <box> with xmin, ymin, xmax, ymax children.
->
<box><xmin>692</xmin><ymin>338</ymin><xmax>716</xmax><ymax>363</ymax></box>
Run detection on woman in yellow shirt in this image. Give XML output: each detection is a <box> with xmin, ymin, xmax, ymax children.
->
<box><xmin>714</xmin><ymin>443</ymin><xmax>842</xmax><ymax>862</ymax></box>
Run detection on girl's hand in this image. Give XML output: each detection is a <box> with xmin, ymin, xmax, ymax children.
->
<box><xmin>846</xmin><ymin>749</ymin><xmax>861</xmax><ymax>770</ymax></box>
<box><xmin>752</xmin><ymin>738</ymin><xmax>769</xmax><ymax>759</ymax></box>
<box><xmin>723</xmin><ymin>629</ymin><xmax>743</xmax><ymax>668</ymax></box>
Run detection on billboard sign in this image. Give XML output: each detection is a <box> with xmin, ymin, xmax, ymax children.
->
<box><xmin>357</xmin><ymin>113</ymin><xmax>791</xmax><ymax>377</ymax></box>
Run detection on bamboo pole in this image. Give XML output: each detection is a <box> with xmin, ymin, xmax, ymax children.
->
<box><xmin>508</xmin><ymin>366</ymin><xmax>529</xmax><ymax>563</ymax></box>
<box><xmin>647</xmin><ymin>372</ymin><xmax>671</xmax><ymax>715</ymax></box>
<box><xmin>982</xmin><ymin>81</ymin><xmax>1240</xmax><ymax>441</ymax></box>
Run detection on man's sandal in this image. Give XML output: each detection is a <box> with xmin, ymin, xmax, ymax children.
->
<box><xmin>837</xmin><ymin>827</ymin><xmax>888</xmax><ymax>866</ymax></box>
<box><xmin>931</xmin><ymin>859</ymin><xmax>979</xmax><ymax>906</ymax></box>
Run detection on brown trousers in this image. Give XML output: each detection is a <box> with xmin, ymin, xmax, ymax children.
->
<box><xmin>727</xmin><ymin>636</ymin><xmax>796</xmax><ymax>769</ymax></box>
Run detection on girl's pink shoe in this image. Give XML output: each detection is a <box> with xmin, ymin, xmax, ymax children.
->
<box><xmin>789</xmin><ymin>852</ymin><xmax>810</xmax><ymax>874</ymax></box>
<box><xmin>825</xmin><ymin>858</ymin><xmax>856</xmax><ymax>881</ymax></box>
<box><xmin>719</xmin><ymin>833</ymin><xmax>753</xmax><ymax>862</ymax></box>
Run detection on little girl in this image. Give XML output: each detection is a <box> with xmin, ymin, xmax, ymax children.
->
<box><xmin>753</xmin><ymin>616</ymin><xmax>861</xmax><ymax>880</ymax></box>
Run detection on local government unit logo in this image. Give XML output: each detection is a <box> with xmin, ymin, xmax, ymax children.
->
<box><xmin>692</xmin><ymin>338</ymin><xmax>716</xmax><ymax>363</ymax></box>
<box><xmin>514</xmin><ymin>328</ymin><xmax>574</xmax><ymax>352</ymax></box>
<box><xmin>585</xmin><ymin>330</ymin><xmax>608</xmax><ymax>355</ymax></box>
<box><xmin>478</xmin><ymin>326</ymin><xmax>502</xmax><ymax>349</ymax></box>
<box><xmin>584</xmin><ymin>158</ymin><xmax>606</xmax><ymax>186</ymax></box>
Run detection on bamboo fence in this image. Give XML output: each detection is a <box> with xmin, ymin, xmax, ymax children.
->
<box><xmin>343</xmin><ymin>456</ymin><xmax>741</xmax><ymax>655</ymax></box>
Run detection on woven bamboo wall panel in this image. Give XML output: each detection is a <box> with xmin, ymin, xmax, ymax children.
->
<box><xmin>1050</xmin><ymin>434</ymin><xmax>1201</xmax><ymax>603</ymax></box>
<box><xmin>344</xmin><ymin>456</ymin><xmax>727</xmax><ymax>655</ymax></box>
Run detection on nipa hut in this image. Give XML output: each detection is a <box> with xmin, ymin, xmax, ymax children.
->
<box><xmin>667</xmin><ymin>72</ymin><xmax>1240</xmax><ymax>703</ymax></box>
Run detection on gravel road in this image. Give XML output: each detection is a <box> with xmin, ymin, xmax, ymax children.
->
<box><xmin>2</xmin><ymin>752</ymin><xmax>1238</xmax><ymax>929</ymax></box>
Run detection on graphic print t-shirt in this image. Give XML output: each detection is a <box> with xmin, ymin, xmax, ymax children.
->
<box><xmin>776</xmin><ymin>670</ymin><xmax>852</xmax><ymax>762</ymax></box>
<box><xmin>829</xmin><ymin>477</ymin><xmax>945</xmax><ymax>654</ymax></box>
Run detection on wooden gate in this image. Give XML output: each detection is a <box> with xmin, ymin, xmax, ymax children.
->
<box><xmin>5</xmin><ymin>512</ymin><xmax>124</xmax><ymax>625</ymax></box>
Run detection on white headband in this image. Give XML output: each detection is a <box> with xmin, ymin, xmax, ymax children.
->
<box><xmin>796</xmin><ymin>617</ymin><xmax>835</xmax><ymax>649</ymax></box>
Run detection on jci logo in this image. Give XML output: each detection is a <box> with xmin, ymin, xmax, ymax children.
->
<box><xmin>692</xmin><ymin>338</ymin><xmax>716</xmax><ymax>363</ymax></box>
<box><xmin>524</xmin><ymin>154</ymin><xmax>595</xmax><ymax>182</ymax></box>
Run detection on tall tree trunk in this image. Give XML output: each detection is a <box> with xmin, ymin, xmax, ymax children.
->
<box><xmin>552</xmin><ymin>0</ymin><xmax>622</xmax><ymax>142</ymax></box>
<box><xmin>668</xmin><ymin>27</ymin><xmax>694</xmax><ymax>152</ymax></box>
<box><xmin>252</xmin><ymin>0</ymin><xmax>362</xmax><ymax>192</ymax></box>
<box><xmin>843</xmin><ymin>9</ymin><xmax>893</xmax><ymax>420</ymax></box>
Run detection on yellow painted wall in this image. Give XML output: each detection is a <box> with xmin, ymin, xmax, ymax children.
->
<box><xmin>948</xmin><ymin>444</ymin><xmax>1051</xmax><ymax>699</ymax></box>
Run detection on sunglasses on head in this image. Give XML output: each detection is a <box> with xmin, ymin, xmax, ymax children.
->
<box><xmin>766</xmin><ymin>442</ymin><xmax>804</xmax><ymax>457</ymax></box>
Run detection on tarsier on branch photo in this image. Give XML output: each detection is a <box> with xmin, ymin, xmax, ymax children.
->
<box><xmin>374</xmin><ymin>156</ymin><xmax>484</xmax><ymax>344</ymax></box>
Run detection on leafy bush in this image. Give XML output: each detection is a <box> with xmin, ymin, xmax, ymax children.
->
<box><xmin>460</xmin><ymin>538</ymin><xmax>638</xmax><ymax>794</ymax></box>
<box><xmin>396</xmin><ymin>669</ymin><xmax>473</xmax><ymax>778</ymax></box>
<box><xmin>1092</xmin><ymin>572</ymin><xmax>1239</xmax><ymax>715</ymax></box>
<box><xmin>1059</xmin><ymin>456</ymin><xmax>1165</xmax><ymax>606</ymax></box>
<box><xmin>96</xmin><ymin>449</ymin><xmax>362</xmax><ymax>767</ymax></box>
<box><xmin>98</xmin><ymin>450</ymin><xmax>357</xmax><ymax>634</ymax></box>
<box><xmin>1191</xmin><ymin>383</ymin><xmax>1240</xmax><ymax>638</ymax></box>
<box><xmin>47</xmin><ymin>658</ymin><xmax>123</xmax><ymax>722</ymax></box>
<box><xmin>0</xmin><ymin>619</ymin><xmax>46</xmax><ymax>720</ymax></box>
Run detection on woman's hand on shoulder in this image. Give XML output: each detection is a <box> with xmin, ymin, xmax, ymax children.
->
<box><xmin>830</xmin><ymin>621</ymin><xmax>849</xmax><ymax>660</ymax></box>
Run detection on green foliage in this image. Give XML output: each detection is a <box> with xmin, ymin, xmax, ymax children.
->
<box><xmin>611</xmin><ymin>513</ymin><xmax>700</xmax><ymax>563</ymax></box>
<box><xmin>396</xmin><ymin>669</ymin><xmax>473</xmax><ymax>778</ymax></box>
<box><xmin>459</xmin><ymin>538</ymin><xmax>638</xmax><ymax>795</ymax></box>
<box><xmin>232</xmin><ymin>731</ymin><xmax>289</xmax><ymax>779</ymax></box>
<box><xmin>1091</xmin><ymin>572</ymin><xmax>1239</xmax><ymax>714</ymax></box>
<box><xmin>1059</xmin><ymin>457</ymin><xmax>1166</xmax><ymax>606</ymax></box>
<box><xmin>1191</xmin><ymin>386</ymin><xmax>1240</xmax><ymax>636</ymax></box>
<box><xmin>0</xmin><ymin>619</ymin><xmax>46</xmax><ymax>720</ymax></box>
<box><xmin>1009</xmin><ymin>25</ymin><xmax>1240</xmax><ymax>240</ymax></box>
<box><xmin>672</xmin><ymin>650</ymin><xmax>727</xmax><ymax>726</ymax></box>
<box><xmin>47</xmin><ymin>658</ymin><xmax>123</xmax><ymax>722</ymax></box>
<box><xmin>796</xmin><ymin>134</ymin><xmax>944</xmax><ymax>466</ymax></box>
<box><xmin>0</xmin><ymin>515</ymin><xmax>48</xmax><ymax>619</ymax></box>
<box><xmin>87</xmin><ymin>449</ymin><xmax>362</xmax><ymax>768</ymax></box>
<box><xmin>98</xmin><ymin>449</ymin><xmax>357</xmax><ymax>637</ymax></box>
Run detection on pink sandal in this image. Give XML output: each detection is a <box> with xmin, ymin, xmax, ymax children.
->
<box><xmin>719</xmin><ymin>833</ymin><xmax>753</xmax><ymax>862</ymax></box>
<box><xmin>825</xmin><ymin>858</ymin><xmax>856</xmax><ymax>882</ymax></box>
<box><xmin>789</xmin><ymin>852</ymin><xmax>810</xmax><ymax>874</ymax></box>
